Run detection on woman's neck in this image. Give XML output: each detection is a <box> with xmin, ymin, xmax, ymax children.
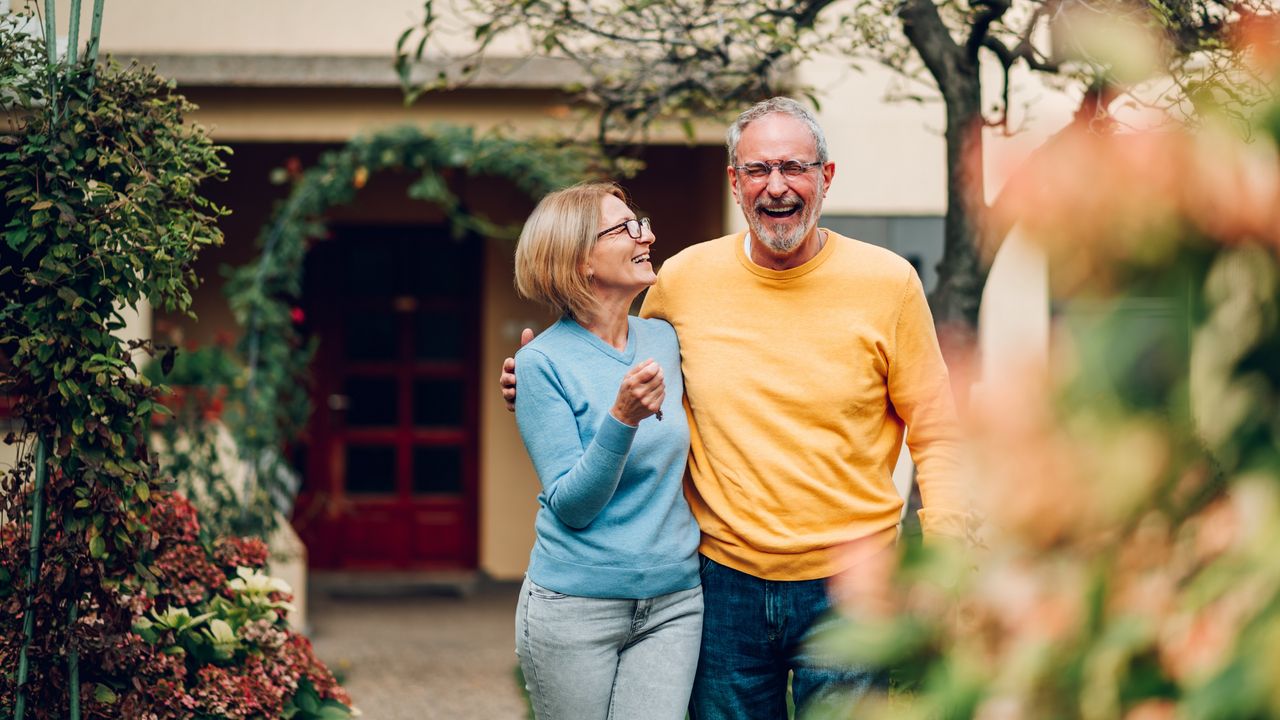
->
<box><xmin>579</xmin><ymin>293</ymin><xmax>635</xmax><ymax>350</ymax></box>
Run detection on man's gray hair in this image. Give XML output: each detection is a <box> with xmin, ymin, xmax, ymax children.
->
<box><xmin>726</xmin><ymin>97</ymin><xmax>829</xmax><ymax>166</ymax></box>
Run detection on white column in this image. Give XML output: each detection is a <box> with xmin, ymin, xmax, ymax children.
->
<box><xmin>977</xmin><ymin>226</ymin><xmax>1051</xmax><ymax>388</ymax></box>
<box><xmin>116</xmin><ymin>298</ymin><xmax>153</xmax><ymax>370</ymax></box>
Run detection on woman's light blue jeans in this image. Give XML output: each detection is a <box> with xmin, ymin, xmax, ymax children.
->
<box><xmin>515</xmin><ymin>577</ymin><xmax>704</xmax><ymax>720</ymax></box>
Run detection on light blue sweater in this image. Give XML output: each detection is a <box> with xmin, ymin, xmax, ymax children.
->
<box><xmin>514</xmin><ymin>316</ymin><xmax>699</xmax><ymax>599</ymax></box>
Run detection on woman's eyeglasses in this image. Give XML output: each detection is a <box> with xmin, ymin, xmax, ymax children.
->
<box><xmin>597</xmin><ymin>217</ymin><xmax>652</xmax><ymax>240</ymax></box>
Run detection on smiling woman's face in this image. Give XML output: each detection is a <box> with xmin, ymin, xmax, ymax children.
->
<box><xmin>587</xmin><ymin>194</ymin><xmax>657</xmax><ymax>300</ymax></box>
<box><xmin>729</xmin><ymin>113</ymin><xmax>832</xmax><ymax>255</ymax></box>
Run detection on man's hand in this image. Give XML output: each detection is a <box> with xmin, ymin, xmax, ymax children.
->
<box><xmin>610</xmin><ymin>359</ymin><xmax>666</xmax><ymax>426</ymax></box>
<box><xmin>501</xmin><ymin>328</ymin><xmax>535</xmax><ymax>412</ymax></box>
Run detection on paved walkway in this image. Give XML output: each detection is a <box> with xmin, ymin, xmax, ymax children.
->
<box><xmin>309</xmin><ymin>582</ymin><xmax>528</xmax><ymax>720</ymax></box>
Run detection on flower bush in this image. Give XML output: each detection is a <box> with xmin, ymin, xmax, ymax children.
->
<box><xmin>0</xmin><ymin>13</ymin><xmax>351</xmax><ymax>714</ymax></box>
<box><xmin>1</xmin><ymin>492</ymin><xmax>353</xmax><ymax>719</ymax></box>
<box><xmin>144</xmin><ymin>339</ymin><xmax>272</xmax><ymax>540</ymax></box>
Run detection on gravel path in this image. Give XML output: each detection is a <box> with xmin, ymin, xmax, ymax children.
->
<box><xmin>309</xmin><ymin>582</ymin><xmax>528</xmax><ymax>720</ymax></box>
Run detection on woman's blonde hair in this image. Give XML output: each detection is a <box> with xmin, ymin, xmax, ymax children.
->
<box><xmin>514</xmin><ymin>182</ymin><xmax>628</xmax><ymax>320</ymax></box>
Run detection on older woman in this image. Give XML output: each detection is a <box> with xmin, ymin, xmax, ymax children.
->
<box><xmin>511</xmin><ymin>182</ymin><xmax>702</xmax><ymax>720</ymax></box>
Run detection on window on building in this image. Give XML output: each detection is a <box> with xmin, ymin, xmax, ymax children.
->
<box><xmin>821</xmin><ymin>215</ymin><xmax>944</xmax><ymax>294</ymax></box>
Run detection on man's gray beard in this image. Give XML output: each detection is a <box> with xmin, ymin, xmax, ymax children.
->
<box><xmin>753</xmin><ymin>219</ymin><xmax>803</xmax><ymax>253</ymax></box>
<box><xmin>751</xmin><ymin>201</ymin><xmax>818</xmax><ymax>254</ymax></box>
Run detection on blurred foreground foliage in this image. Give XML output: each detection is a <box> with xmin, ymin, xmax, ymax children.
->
<box><xmin>813</xmin><ymin>15</ymin><xmax>1280</xmax><ymax>720</ymax></box>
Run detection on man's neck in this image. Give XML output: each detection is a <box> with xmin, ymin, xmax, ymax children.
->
<box><xmin>747</xmin><ymin>229</ymin><xmax>826</xmax><ymax>271</ymax></box>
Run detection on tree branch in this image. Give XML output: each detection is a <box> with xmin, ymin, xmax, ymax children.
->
<box><xmin>966</xmin><ymin>0</ymin><xmax>1011</xmax><ymax>63</ymax></box>
<box><xmin>898</xmin><ymin>0</ymin><xmax>965</xmax><ymax>91</ymax></box>
<box><xmin>1011</xmin><ymin>0</ymin><xmax>1063</xmax><ymax>74</ymax></box>
<box><xmin>981</xmin><ymin>37</ymin><xmax>1014</xmax><ymax>132</ymax></box>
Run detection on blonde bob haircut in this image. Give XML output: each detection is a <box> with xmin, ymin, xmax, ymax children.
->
<box><xmin>514</xmin><ymin>182</ymin><xmax>628</xmax><ymax>321</ymax></box>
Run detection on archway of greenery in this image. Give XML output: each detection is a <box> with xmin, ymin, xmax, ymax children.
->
<box><xmin>165</xmin><ymin>124</ymin><xmax>598</xmax><ymax>537</ymax></box>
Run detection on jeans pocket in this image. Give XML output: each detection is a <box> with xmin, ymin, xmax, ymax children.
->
<box><xmin>527</xmin><ymin>578</ymin><xmax>570</xmax><ymax>600</ymax></box>
<box><xmin>698</xmin><ymin>555</ymin><xmax>717</xmax><ymax>578</ymax></box>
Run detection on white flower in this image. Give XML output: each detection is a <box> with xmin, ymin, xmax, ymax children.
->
<box><xmin>206</xmin><ymin>618</ymin><xmax>237</xmax><ymax>645</ymax></box>
<box><xmin>227</xmin><ymin>566</ymin><xmax>293</xmax><ymax>597</ymax></box>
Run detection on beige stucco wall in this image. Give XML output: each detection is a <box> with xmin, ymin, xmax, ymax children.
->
<box><xmin>478</xmin><ymin>242</ymin><xmax>554</xmax><ymax>579</ymax></box>
<box><xmin>22</xmin><ymin>0</ymin><xmax>517</xmax><ymax>56</ymax></box>
<box><xmin>107</xmin><ymin>0</ymin><xmax>538</xmax><ymax>58</ymax></box>
<box><xmin>799</xmin><ymin>59</ymin><xmax>947</xmax><ymax>215</ymax></box>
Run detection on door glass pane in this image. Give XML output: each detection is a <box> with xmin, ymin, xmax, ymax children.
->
<box><xmin>344</xmin><ymin>240</ymin><xmax>400</xmax><ymax>298</ymax></box>
<box><xmin>345</xmin><ymin>445</ymin><xmax>396</xmax><ymax>494</ymax></box>
<box><xmin>412</xmin><ymin>446</ymin><xmax>462</xmax><ymax>494</ymax></box>
<box><xmin>346</xmin><ymin>312</ymin><xmax>398</xmax><ymax>361</ymax></box>
<box><xmin>410</xmin><ymin>240</ymin><xmax>467</xmax><ymax>297</ymax></box>
<box><xmin>412</xmin><ymin>380</ymin><xmax>463</xmax><ymax>426</ymax></box>
<box><xmin>345</xmin><ymin>376</ymin><xmax>398</xmax><ymax>426</ymax></box>
<box><xmin>414</xmin><ymin>310</ymin><xmax>463</xmax><ymax>360</ymax></box>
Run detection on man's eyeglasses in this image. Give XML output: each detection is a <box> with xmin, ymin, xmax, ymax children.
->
<box><xmin>733</xmin><ymin>160</ymin><xmax>823</xmax><ymax>181</ymax></box>
<box><xmin>597</xmin><ymin>217</ymin><xmax>652</xmax><ymax>240</ymax></box>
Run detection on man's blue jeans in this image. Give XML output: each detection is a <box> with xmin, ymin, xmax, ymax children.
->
<box><xmin>690</xmin><ymin>556</ymin><xmax>883</xmax><ymax>719</ymax></box>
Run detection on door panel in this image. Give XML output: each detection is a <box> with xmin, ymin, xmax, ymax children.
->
<box><xmin>296</xmin><ymin>225</ymin><xmax>480</xmax><ymax>571</ymax></box>
<box><xmin>343</xmin><ymin>445</ymin><xmax>397</xmax><ymax>495</ymax></box>
<box><xmin>412</xmin><ymin>446</ymin><xmax>463</xmax><ymax>494</ymax></box>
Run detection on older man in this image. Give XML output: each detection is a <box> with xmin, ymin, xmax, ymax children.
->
<box><xmin>504</xmin><ymin>97</ymin><xmax>966</xmax><ymax>719</ymax></box>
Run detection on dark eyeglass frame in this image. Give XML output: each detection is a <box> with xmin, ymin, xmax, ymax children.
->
<box><xmin>733</xmin><ymin>159</ymin><xmax>823</xmax><ymax>180</ymax></box>
<box><xmin>596</xmin><ymin>216</ymin><xmax>652</xmax><ymax>240</ymax></box>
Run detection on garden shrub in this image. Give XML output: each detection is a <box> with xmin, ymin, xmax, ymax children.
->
<box><xmin>0</xmin><ymin>13</ymin><xmax>351</xmax><ymax>716</ymax></box>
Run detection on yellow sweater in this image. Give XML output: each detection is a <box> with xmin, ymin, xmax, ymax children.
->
<box><xmin>640</xmin><ymin>231</ymin><xmax>965</xmax><ymax>580</ymax></box>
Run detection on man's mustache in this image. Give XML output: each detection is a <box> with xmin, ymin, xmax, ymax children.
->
<box><xmin>755</xmin><ymin>198</ymin><xmax>804</xmax><ymax>212</ymax></box>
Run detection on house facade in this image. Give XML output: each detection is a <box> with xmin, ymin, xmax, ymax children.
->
<box><xmin>4</xmin><ymin>0</ymin><xmax>1063</xmax><ymax>581</ymax></box>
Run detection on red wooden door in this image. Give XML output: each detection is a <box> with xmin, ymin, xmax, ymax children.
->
<box><xmin>294</xmin><ymin>225</ymin><xmax>480</xmax><ymax>571</ymax></box>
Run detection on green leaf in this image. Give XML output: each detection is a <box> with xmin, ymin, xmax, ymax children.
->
<box><xmin>316</xmin><ymin>705</ymin><xmax>351</xmax><ymax>720</ymax></box>
<box><xmin>293</xmin><ymin>679</ymin><xmax>322</xmax><ymax>713</ymax></box>
<box><xmin>89</xmin><ymin>535</ymin><xmax>106</xmax><ymax>559</ymax></box>
<box><xmin>93</xmin><ymin>684</ymin><xmax>118</xmax><ymax>704</ymax></box>
<box><xmin>4</xmin><ymin>226</ymin><xmax>29</xmax><ymax>251</ymax></box>
<box><xmin>135</xmin><ymin>481</ymin><xmax>150</xmax><ymax>501</ymax></box>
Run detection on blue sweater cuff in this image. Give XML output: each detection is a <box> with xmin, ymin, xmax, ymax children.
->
<box><xmin>595</xmin><ymin>413</ymin><xmax>638</xmax><ymax>456</ymax></box>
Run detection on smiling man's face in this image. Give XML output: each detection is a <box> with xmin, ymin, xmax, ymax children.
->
<box><xmin>728</xmin><ymin>113</ymin><xmax>834</xmax><ymax>256</ymax></box>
